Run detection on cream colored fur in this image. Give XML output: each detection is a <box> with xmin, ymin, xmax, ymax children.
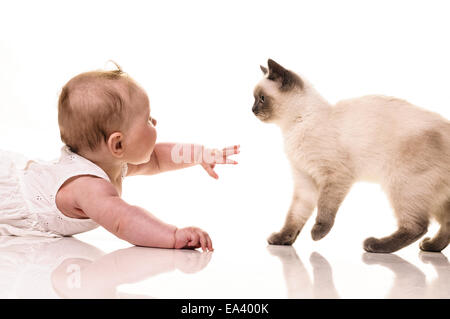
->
<box><xmin>254</xmin><ymin>63</ymin><xmax>450</xmax><ymax>253</ymax></box>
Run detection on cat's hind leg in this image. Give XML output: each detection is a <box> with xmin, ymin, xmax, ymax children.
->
<box><xmin>420</xmin><ymin>226</ymin><xmax>449</xmax><ymax>252</ymax></box>
<box><xmin>268</xmin><ymin>170</ymin><xmax>318</xmax><ymax>245</ymax></box>
<box><xmin>364</xmin><ymin>184</ymin><xmax>430</xmax><ymax>253</ymax></box>
<box><xmin>420</xmin><ymin>201</ymin><xmax>450</xmax><ymax>252</ymax></box>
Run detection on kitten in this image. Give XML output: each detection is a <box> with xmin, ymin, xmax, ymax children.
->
<box><xmin>252</xmin><ymin>59</ymin><xmax>450</xmax><ymax>253</ymax></box>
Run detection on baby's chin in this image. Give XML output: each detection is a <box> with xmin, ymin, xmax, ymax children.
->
<box><xmin>141</xmin><ymin>149</ymin><xmax>154</xmax><ymax>164</ymax></box>
<box><xmin>129</xmin><ymin>145</ymin><xmax>155</xmax><ymax>165</ymax></box>
<box><xmin>127</xmin><ymin>152</ymin><xmax>152</xmax><ymax>165</ymax></box>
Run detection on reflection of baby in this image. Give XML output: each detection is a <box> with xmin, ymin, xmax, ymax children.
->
<box><xmin>0</xmin><ymin>236</ymin><xmax>212</xmax><ymax>298</ymax></box>
<box><xmin>0</xmin><ymin>236</ymin><xmax>101</xmax><ymax>298</ymax></box>
<box><xmin>0</xmin><ymin>63</ymin><xmax>239</xmax><ymax>250</ymax></box>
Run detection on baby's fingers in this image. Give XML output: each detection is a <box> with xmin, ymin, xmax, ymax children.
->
<box><xmin>225</xmin><ymin>159</ymin><xmax>238</xmax><ymax>165</ymax></box>
<box><xmin>199</xmin><ymin>234</ymin><xmax>207</xmax><ymax>252</ymax></box>
<box><xmin>214</xmin><ymin>157</ymin><xmax>238</xmax><ymax>165</ymax></box>
<box><xmin>222</xmin><ymin>145</ymin><xmax>240</xmax><ymax>164</ymax></box>
<box><xmin>198</xmin><ymin>231</ymin><xmax>213</xmax><ymax>252</ymax></box>
<box><xmin>222</xmin><ymin>145</ymin><xmax>240</xmax><ymax>155</ymax></box>
<box><xmin>202</xmin><ymin>163</ymin><xmax>219</xmax><ymax>179</ymax></box>
<box><xmin>206</xmin><ymin>233</ymin><xmax>213</xmax><ymax>251</ymax></box>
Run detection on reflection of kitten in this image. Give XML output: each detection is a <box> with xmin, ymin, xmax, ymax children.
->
<box><xmin>252</xmin><ymin>59</ymin><xmax>450</xmax><ymax>253</ymax></box>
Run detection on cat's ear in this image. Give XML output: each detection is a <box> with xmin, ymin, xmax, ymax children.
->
<box><xmin>260</xmin><ymin>65</ymin><xmax>268</xmax><ymax>75</ymax></box>
<box><xmin>267</xmin><ymin>58</ymin><xmax>303</xmax><ymax>91</ymax></box>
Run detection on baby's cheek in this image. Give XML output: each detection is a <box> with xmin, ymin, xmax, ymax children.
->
<box><xmin>145</xmin><ymin>128</ymin><xmax>157</xmax><ymax>156</ymax></box>
<box><xmin>150</xmin><ymin>127</ymin><xmax>157</xmax><ymax>145</ymax></box>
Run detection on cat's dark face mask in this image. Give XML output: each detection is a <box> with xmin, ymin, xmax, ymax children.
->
<box><xmin>252</xmin><ymin>89</ymin><xmax>273</xmax><ymax>121</ymax></box>
<box><xmin>252</xmin><ymin>59</ymin><xmax>303</xmax><ymax>122</ymax></box>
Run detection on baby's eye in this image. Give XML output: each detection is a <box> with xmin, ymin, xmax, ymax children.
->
<box><xmin>260</xmin><ymin>95</ymin><xmax>265</xmax><ymax>103</ymax></box>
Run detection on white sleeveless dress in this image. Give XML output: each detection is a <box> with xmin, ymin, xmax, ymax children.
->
<box><xmin>0</xmin><ymin>146</ymin><xmax>127</xmax><ymax>237</ymax></box>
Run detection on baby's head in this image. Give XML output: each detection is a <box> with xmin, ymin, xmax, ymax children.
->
<box><xmin>58</xmin><ymin>63</ymin><xmax>157</xmax><ymax>164</ymax></box>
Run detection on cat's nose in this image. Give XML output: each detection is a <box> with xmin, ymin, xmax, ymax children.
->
<box><xmin>252</xmin><ymin>104</ymin><xmax>259</xmax><ymax>114</ymax></box>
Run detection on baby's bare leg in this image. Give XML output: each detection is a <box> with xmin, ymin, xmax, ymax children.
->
<box><xmin>268</xmin><ymin>170</ymin><xmax>318</xmax><ymax>245</ymax></box>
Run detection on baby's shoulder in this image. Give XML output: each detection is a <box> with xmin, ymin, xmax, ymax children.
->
<box><xmin>58</xmin><ymin>175</ymin><xmax>117</xmax><ymax>199</ymax></box>
<box><xmin>56</xmin><ymin>175</ymin><xmax>118</xmax><ymax>218</ymax></box>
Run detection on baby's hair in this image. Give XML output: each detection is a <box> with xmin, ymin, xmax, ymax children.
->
<box><xmin>58</xmin><ymin>61</ymin><xmax>140</xmax><ymax>153</ymax></box>
<box><xmin>104</xmin><ymin>59</ymin><xmax>124</xmax><ymax>73</ymax></box>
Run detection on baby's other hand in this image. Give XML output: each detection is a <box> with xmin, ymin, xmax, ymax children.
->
<box><xmin>201</xmin><ymin>144</ymin><xmax>240</xmax><ymax>179</ymax></box>
<box><xmin>174</xmin><ymin>227</ymin><xmax>213</xmax><ymax>252</ymax></box>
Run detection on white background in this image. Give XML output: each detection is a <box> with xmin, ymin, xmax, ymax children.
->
<box><xmin>0</xmin><ymin>0</ymin><xmax>449</xmax><ymax>298</ymax></box>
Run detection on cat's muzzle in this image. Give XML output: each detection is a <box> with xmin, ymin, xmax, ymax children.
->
<box><xmin>252</xmin><ymin>104</ymin><xmax>259</xmax><ymax>115</ymax></box>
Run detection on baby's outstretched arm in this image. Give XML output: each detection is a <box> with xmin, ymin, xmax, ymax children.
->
<box><xmin>71</xmin><ymin>176</ymin><xmax>213</xmax><ymax>251</ymax></box>
<box><xmin>127</xmin><ymin>143</ymin><xmax>240</xmax><ymax>179</ymax></box>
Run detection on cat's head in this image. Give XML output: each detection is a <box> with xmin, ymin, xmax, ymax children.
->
<box><xmin>252</xmin><ymin>59</ymin><xmax>305</xmax><ymax>124</ymax></box>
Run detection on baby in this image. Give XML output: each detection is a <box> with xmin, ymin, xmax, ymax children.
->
<box><xmin>0</xmin><ymin>63</ymin><xmax>239</xmax><ymax>251</ymax></box>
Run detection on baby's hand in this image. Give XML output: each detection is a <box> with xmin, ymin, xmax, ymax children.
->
<box><xmin>201</xmin><ymin>145</ymin><xmax>240</xmax><ymax>179</ymax></box>
<box><xmin>174</xmin><ymin>227</ymin><xmax>214</xmax><ymax>252</ymax></box>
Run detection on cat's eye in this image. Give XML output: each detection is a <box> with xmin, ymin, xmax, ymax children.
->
<box><xmin>260</xmin><ymin>95</ymin><xmax>265</xmax><ymax>103</ymax></box>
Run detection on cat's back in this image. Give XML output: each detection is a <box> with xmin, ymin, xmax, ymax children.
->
<box><xmin>339</xmin><ymin>93</ymin><xmax>447</xmax><ymax>117</ymax></box>
<box><xmin>333</xmin><ymin>94</ymin><xmax>449</xmax><ymax>140</ymax></box>
<box><xmin>331</xmin><ymin>94</ymin><xmax>450</xmax><ymax>181</ymax></box>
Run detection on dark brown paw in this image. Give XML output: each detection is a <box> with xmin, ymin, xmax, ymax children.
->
<box><xmin>419</xmin><ymin>237</ymin><xmax>445</xmax><ymax>252</ymax></box>
<box><xmin>311</xmin><ymin>222</ymin><xmax>332</xmax><ymax>241</ymax></box>
<box><xmin>363</xmin><ymin>237</ymin><xmax>396</xmax><ymax>253</ymax></box>
<box><xmin>267</xmin><ymin>231</ymin><xmax>299</xmax><ymax>245</ymax></box>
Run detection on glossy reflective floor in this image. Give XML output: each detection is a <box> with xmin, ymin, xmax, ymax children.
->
<box><xmin>0</xmin><ymin>228</ymin><xmax>448</xmax><ymax>299</ymax></box>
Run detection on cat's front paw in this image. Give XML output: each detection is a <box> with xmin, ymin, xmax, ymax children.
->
<box><xmin>267</xmin><ymin>231</ymin><xmax>299</xmax><ymax>245</ymax></box>
<box><xmin>311</xmin><ymin>222</ymin><xmax>332</xmax><ymax>241</ymax></box>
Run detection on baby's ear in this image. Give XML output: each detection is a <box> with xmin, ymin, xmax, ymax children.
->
<box><xmin>267</xmin><ymin>58</ymin><xmax>303</xmax><ymax>91</ymax></box>
<box><xmin>108</xmin><ymin>132</ymin><xmax>125</xmax><ymax>158</ymax></box>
